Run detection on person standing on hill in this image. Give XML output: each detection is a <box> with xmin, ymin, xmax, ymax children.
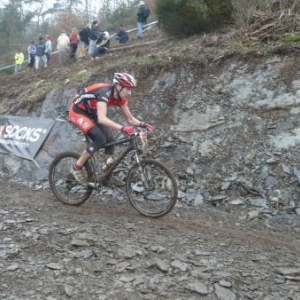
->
<box><xmin>14</xmin><ymin>49</ymin><xmax>24</xmax><ymax>74</ymax></box>
<box><xmin>27</xmin><ymin>41</ymin><xmax>36</xmax><ymax>70</ymax></box>
<box><xmin>57</xmin><ymin>30</ymin><xmax>70</xmax><ymax>64</ymax></box>
<box><xmin>35</xmin><ymin>37</ymin><xmax>47</xmax><ymax>70</ymax></box>
<box><xmin>69</xmin><ymin>27</ymin><xmax>79</xmax><ymax>61</ymax></box>
<box><xmin>45</xmin><ymin>34</ymin><xmax>52</xmax><ymax>65</ymax></box>
<box><xmin>88</xmin><ymin>20</ymin><xmax>100</xmax><ymax>56</ymax></box>
<box><xmin>79</xmin><ymin>23</ymin><xmax>91</xmax><ymax>58</ymax></box>
<box><xmin>136</xmin><ymin>1</ymin><xmax>150</xmax><ymax>40</ymax></box>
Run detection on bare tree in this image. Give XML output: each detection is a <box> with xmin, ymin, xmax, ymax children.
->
<box><xmin>0</xmin><ymin>0</ymin><xmax>33</xmax><ymax>51</ymax></box>
<box><xmin>84</xmin><ymin>0</ymin><xmax>89</xmax><ymax>22</ymax></box>
<box><xmin>24</xmin><ymin>0</ymin><xmax>47</xmax><ymax>33</ymax></box>
<box><xmin>271</xmin><ymin>0</ymin><xmax>300</xmax><ymax>15</ymax></box>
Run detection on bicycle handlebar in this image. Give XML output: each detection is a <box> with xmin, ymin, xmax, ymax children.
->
<box><xmin>129</xmin><ymin>127</ymin><xmax>152</xmax><ymax>137</ymax></box>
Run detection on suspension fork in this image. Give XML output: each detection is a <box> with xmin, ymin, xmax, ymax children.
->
<box><xmin>133</xmin><ymin>147</ymin><xmax>141</xmax><ymax>164</ymax></box>
<box><xmin>132</xmin><ymin>141</ymin><xmax>149</xmax><ymax>189</ymax></box>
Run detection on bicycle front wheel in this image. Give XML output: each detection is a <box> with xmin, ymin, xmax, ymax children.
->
<box><xmin>48</xmin><ymin>151</ymin><xmax>94</xmax><ymax>205</ymax></box>
<box><xmin>126</xmin><ymin>159</ymin><xmax>178</xmax><ymax>218</ymax></box>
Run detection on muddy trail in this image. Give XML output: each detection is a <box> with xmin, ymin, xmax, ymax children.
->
<box><xmin>0</xmin><ymin>181</ymin><xmax>299</xmax><ymax>300</ymax></box>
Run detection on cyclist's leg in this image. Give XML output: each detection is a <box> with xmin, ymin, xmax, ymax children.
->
<box><xmin>89</xmin><ymin>124</ymin><xmax>123</xmax><ymax>186</ymax></box>
<box><xmin>72</xmin><ymin>126</ymin><xmax>109</xmax><ymax>184</ymax></box>
<box><xmin>87</xmin><ymin>125</ymin><xmax>109</xmax><ymax>155</ymax></box>
<box><xmin>69</xmin><ymin>105</ymin><xmax>102</xmax><ymax>185</ymax></box>
<box><xmin>69</xmin><ymin>104</ymin><xmax>94</xmax><ymax>166</ymax></box>
<box><xmin>96</xmin><ymin>124</ymin><xmax>124</xmax><ymax>187</ymax></box>
<box><xmin>96</xmin><ymin>124</ymin><xmax>115</xmax><ymax>165</ymax></box>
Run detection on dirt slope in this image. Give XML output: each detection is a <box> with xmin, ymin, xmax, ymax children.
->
<box><xmin>1</xmin><ymin>180</ymin><xmax>300</xmax><ymax>299</ymax></box>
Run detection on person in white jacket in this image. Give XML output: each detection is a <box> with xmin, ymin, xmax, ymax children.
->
<box><xmin>45</xmin><ymin>34</ymin><xmax>52</xmax><ymax>65</ymax></box>
<box><xmin>57</xmin><ymin>30</ymin><xmax>70</xmax><ymax>64</ymax></box>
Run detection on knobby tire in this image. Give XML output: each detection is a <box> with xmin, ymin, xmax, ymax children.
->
<box><xmin>48</xmin><ymin>151</ymin><xmax>94</xmax><ymax>206</ymax></box>
<box><xmin>125</xmin><ymin>159</ymin><xmax>178</xmax><ymax>218</ymax></box>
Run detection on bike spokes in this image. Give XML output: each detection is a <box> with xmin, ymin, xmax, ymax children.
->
<box><xmin>126</xmin><ymin>159</ymin><xmax>178</xmax><ymax>218</ymax></box>
<box><xmin>49</xmin><ymin>152</ymin><xmax>93</xmax><ymax>205</ymax></box>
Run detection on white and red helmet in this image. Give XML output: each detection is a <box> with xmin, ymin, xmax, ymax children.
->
<box><xmin>113</xmin><ymin>73</ymin><xmax>137</xmax><ymax>88</ymax></box>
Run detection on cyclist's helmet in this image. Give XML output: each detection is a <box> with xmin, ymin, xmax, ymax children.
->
<box><xmin>113</xmin><ymin>73</ymin><xmax>137</xmax><ymax>88</ymax></box>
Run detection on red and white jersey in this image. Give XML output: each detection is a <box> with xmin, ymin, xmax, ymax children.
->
<box><xmin>72</xmin><ymin>83</ymin><xmax>128</xmax><ymax>114</ymax></box>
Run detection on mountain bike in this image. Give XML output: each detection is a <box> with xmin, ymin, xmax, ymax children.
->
<box><xmin>48</xmin><ymin>129</ymin><xmax>178</xmax><ymax>218</ymax></box>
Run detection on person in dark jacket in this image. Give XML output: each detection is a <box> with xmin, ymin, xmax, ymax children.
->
<box><xmin>79</xmin><ymin>24</ymin><xmax>90</xmax><ymax>46</ymax></box>
<box><xmin>79</xmin><ymin>23</ymin><xmax>91</xmax><ymax>57</ymax></box>
<box><xmin>115</xmin><ymin>25</ymin><xmax>129</xmax><ymax>44</ymax></box>
<box><xmin>137</xmin><ymin>1</ymin><xmax>150</xmax><ymax>39</ymax></box>
<box><xmin>35</xmin><ymin>37</ymin><xmax>47</xmax><ymax>70</ymax></box>
<box><xmin>88</xmin><ymin>20</ymin><xmax>99</xmax><ymax>56</ymax></box>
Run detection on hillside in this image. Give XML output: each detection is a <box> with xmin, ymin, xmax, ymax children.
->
<box><xmin>1</xmin><ymin>12</ymin><xmax>300</xmax><ymax>113</ymax></box>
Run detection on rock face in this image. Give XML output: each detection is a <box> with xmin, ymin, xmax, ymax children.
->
<box><xmin>1</xmin><ymin>54</ymin><xmax>300</xmax><ymax>212</ymax></box>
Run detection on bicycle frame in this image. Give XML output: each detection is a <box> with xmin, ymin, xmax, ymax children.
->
<box><xmin>86</xmin><ymin>132</ymin><xmax>144</xmax><ymax>187</ymax></box>
<box><xmin>49</xmin><ymin>128</ymin><xmax>178</xmax><ymax>217</ymax></box>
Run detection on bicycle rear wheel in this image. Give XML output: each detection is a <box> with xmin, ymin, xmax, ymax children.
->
<box><xmin>126</xmin><ymin>159</ymin><xmax>178</xmax><ymax>218</ymax></box>
<box><xmin>48</xmin><ymin>151</ymin><xmax>94</xmax><ymax>205</ymax></box>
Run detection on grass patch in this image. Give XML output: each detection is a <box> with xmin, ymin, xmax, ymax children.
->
<box><xmin>281</xmin><ymin>34</ymin><xmax>300</xmax><ymax>43</ymax></box>
<box><xmin>18</xmin><ymin>81</ymin><xmax>60</xmax><ymax>110</ymax></box>
<box><xmin>71</xmin><ymin>70</ymin><xmax>93</xmax><ymax>82</ymax></box>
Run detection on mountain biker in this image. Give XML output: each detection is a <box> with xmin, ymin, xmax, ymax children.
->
<box><xmin>68</xmin><ymin>72</ymin><xmax>155</xmax><ymax>186</ymax></box>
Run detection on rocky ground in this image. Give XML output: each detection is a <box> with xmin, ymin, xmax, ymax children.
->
<box><xmin>0</xmin><ymin>180</ymin><xmax>300</xmax><ymax>300</ymax></box>
<box><xmin>2</xmin><ymin>13</ymin><xmax>300</xmax><ymax>300</ymax></box>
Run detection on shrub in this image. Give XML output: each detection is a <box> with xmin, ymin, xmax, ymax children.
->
<box><xmin>155</xmin><ymin>0</ymin><xmax>233</xmax><ymax>37</ymax></box>
<box><xmin>232</xmin><ymin>0</ymin><xmax>270</xmax><ymax>28</ymax></box>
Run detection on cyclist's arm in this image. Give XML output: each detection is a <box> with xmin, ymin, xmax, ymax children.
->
<box><xmin>96</xmin><ymin>101</ymin><xmax>123</xmax><ymax>131</ymax></box>
<box><xmin>120</xmin><ymin>105</ymin><xmax>142</xmax><ymax>126</ymax></box>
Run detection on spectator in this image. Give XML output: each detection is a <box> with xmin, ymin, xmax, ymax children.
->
<box><xmin>78</xmin><ymin>23</ymin><xmax>91</xmax><ymax>58</ymax></box>
<box><xmin>69</xmin><ymin>27</ymin><xmax>79</xmax><ymax>61</ymax></box>
<box><xmin>137</xmin><ymin>1</ymin><xmax>150</xmax><ymax>40</ymax></box>
<box><xmin>92</xmin><ymin>31</ymin><xmax>110</xmax><ymax>60</ymax></box>
<box><xmin>88</xmin><ymin>20</ymin><xmax>99</xmax><ymax>56</ymax></box>
<box><xmin>14</xmin><ymin>48</ymin><xmax>24</xmax><ymax>74</ymax></box>
<box><xmin>35</xmin><ymin>37</ymin><xmax>47</xmax><ymax>70</ymax></box>
<box><xmin>27</xmin><ymin>41</ymin><xmax>36</xmax><ymax>70</ymax></box>
<box><xmin>57</xmin><ymin>30</ymin><xmax>70</xmax><ymax>64</ymax></box>
<box><xmin>45</xmin><ymin>34</ymin><xmax>52</xmax><ymax>65</ymax></box>
<box><xmin>115</xmin><ymin>24</ymin><xmax>129</xmax><ymax>44</ymax></box>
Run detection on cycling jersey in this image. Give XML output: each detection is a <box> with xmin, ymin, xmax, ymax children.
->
<box><xmin>68</xmin><ymin>73</ymin><xmax>140</xmax><ymax>162</ymax></box>
<box><xmin>69</xmin><ymin>83</ymin><xmax>128</xmax><ymax>136</ymax></box>
<box><xmin>73</xmin><ymin>83</ymin><xmax>128</xmax><ymax>115</ymax></box>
